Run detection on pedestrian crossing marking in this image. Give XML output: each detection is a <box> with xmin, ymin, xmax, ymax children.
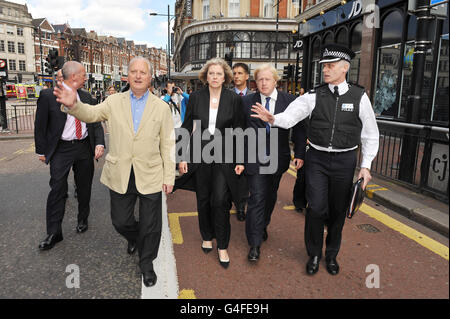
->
<box><xmin>360</xmin><ymin>203</ymin><xmax>449</xmax><ymax>261</ymax></box>
<box><xmin>168</xmin><ymin>210</ymin><xmax>236</xmax><ymax>245</ymax></box>
<box><xmin>178</xmin><ymin>289</ymin><xmax>197</xmax><ymax>299</ymax></box>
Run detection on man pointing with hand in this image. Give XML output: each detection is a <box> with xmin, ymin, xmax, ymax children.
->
<box><xmin>251</xmin><ymin>44</ymin><xmax>379</xmax><ymax>276</ymax></box>
<box><xmin>53</xmin><ymin>57</ymin><xmax>175</xmax><ymax>287</ymax></box>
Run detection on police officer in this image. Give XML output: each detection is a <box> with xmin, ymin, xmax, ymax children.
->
<box><xmin>250</xmin><ymin>44</ymin><xmax>379</xmax><ymax>276</ymax></box>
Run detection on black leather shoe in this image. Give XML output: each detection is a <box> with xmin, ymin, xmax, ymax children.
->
<box><xmin>236</xmin><ymin>210</ymin><xmax>246</xmax><ymax>221</ymax></box>
<box><xmin>306</xmin><ymin>256</ymin><xmax>320</xmax><ymax>275</ymax></box>
<box><xmin>218</xmin><ymin>249</ymin><xmax>230</xmax><ymax>269</ymax></box>
<box><xmin>127</xmin><ymin>241</ymin><xmax>137</xmax><ymax>255</ymax></box>
<box><xmin>38</xmin><ymin>233</ymin><xmax>63</xmax><ymax>251</ymax></box>
<box><xmin>326</xmin><ymin>258</ymin><xmax>340</xmax><ymax>275</ymax></box>
<box><xmin>248</xmin><ymin>247</ymin><xmax>260</xmax><ymax>262</ymax></box>
<box><xmin>262</xmin><ymin>228</ymin><xmax>268</xmax><ymax>241</ymax></box>
<box><xmin>142</xmin><ymin>270</ymin><xmax>157</xmax><ymax>287</ymax></box>
<box><xmin>76</xmin><ymin>219</ymin><xmax>88</xmax><ymax>233</ymax></box>
<box><xmin>295</xmin><ymin>207</ymin><xmax>304</xmax><ymax>213</ymax></box>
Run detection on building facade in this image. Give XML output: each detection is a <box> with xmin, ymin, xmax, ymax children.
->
<box><xmin>0</xmin><ymin>0</ymin><xmax>36</xmax><ymax>82</ymax></box>
<box><xmin>173</xmin><ymin>0</ymin><xmax>302</xmax><ymax>88</ymax></box>
<box><xmin>296</xmin><ymin>0</ymin><xmax>448</xmax><ymax>126</ymax></box>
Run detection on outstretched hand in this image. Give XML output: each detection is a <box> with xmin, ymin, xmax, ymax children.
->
<box><xmin>251</xmin><ymin>102</ymin><xmax>275</xmax><ymax>124</ymax></box>
<box><xmin>53</xmin><ymin>81</ymin><xmax>77</xmax><ymax>108</ymax></box>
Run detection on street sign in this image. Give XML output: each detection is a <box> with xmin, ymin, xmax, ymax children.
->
<box><xmin>0</xmin><ymin>59</ymin><xmax>8</xmax><ymax>80</ymax></box>
<box><xmin>293</xmin><ymin>39</ymin><xmax>303</xmax><ymax>51</ymax></box>
<box><xmin>430</xmin><ymin>0</ymin><xmax>446</xmax><ymax>6</ymax></box>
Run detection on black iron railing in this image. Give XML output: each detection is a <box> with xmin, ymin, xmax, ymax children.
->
<box><xmin>3</xmin><ymin>104</ymin><xmax>37</xmax><ymax>134</ymax></box>
<box><xmin>358</xmin><ymin>120</ymin><xmax>449</xmax><ymax>202</ymax></box>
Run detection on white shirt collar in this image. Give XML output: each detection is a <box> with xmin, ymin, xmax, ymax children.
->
<box><xmin>328</xmin><ymin>80</ymin><xmax>349</xmax><ymax>96</ymax></box>
<box><xmin>260</xmin><ymin>88</ymin><xmax>278</xmax><ymax>102</ymax></box>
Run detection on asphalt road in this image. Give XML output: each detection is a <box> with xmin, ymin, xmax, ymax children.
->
<box><xmin>0</xmin><ymin>138</ymin><xmax>448</xmax><ymax>299</ymax></box>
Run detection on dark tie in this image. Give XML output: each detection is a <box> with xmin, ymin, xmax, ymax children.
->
<box><xmin>239</xmin><ymin>92</ymin><xmax>243</xmax><ymax>96</ymax></box>
<box><xmin>264</xmin><ymin>97</ymin><xmax>271</xmax><ymax>134</ymax></box>
<box><xmin>334</xmin><ymin>86</ymin><xmax>339</xmax><ymax>98</ymax></box>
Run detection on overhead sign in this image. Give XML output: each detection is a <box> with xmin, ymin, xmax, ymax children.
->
<box><xmin>293</xmin><ymin>39</ymin><xmax>303</xmax><ymax>51</ymax></box>
<box><xmin>185</xmin><ymin>0</ymin><xmax>192</xmax><ymax>17</ymax></box>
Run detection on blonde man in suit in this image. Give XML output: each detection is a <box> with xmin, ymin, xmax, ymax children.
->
<box><xmin>53</xmin><ymin>57</ymin><xmax>175</xmax><ymax>288</ymax></box>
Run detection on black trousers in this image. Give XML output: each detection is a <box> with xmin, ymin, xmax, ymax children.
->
<box><xmin>304</xmin><ymin>147</ymin><xmax>357</xmax><ymax>260</ymax></box>
<box><xmin>293</xmin><ymin>165</ymin><xmax>307</xmax><ymax>210</ymax></box>
<box><xmin>110</xmin><ymin>168</ymin><xmax>162</xmax><ymax>273</ymax></box>
<box><xmin>229</xmin><ymin>173</ymin><xmax>249</xmax><ymax>212</ymax></box>
<box><xmin>46</xmin><ymin>138</ymin><xmax>94</xmax><ymax>235</ymax></box>
<box><xmin>194</xmin><ymin>163</ymin><xmax>232</xmax><ymax>250</ymax></box>
<box><xmin>246</xmin><ymin>173</ymin><xmax>283</xmax><ymax>247</ymax></box>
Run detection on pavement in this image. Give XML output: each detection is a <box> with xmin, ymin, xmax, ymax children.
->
<box><xmin>1</xmin><ymin>132</ymin><xmax>448</xmax><ymax>299</ymax></box>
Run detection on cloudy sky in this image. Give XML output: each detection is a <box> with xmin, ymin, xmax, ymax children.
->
<box><xmin>11</xmin><ymin>0</ymin><xmax>175</xmax><ymax>49</ymax></box>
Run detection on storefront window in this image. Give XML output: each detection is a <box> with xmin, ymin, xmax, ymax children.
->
<box><xmin>253</xmin><ymin>32</ymin><xmax>271</xmax><ymax>59</ymax></box>
<box><xmin>432</xmin><ymin>31</ymin><xmax>449</xmax><ymax>123</ymax></box>
<box><xmin>374</xmin><ymin>10</ymin><xmax>403</xmax><ymax>117</ymax></box>
<box><xmin>312</xmin><ymin>37</ymin><xmax>321</xmax><ymax>87</ymax></box>
<box><xmin>349</xmin><ymin>23</ymin><xmax>362</xmax><ymax>84</ymax></box>
<box><xmin>234</xmin><ymin>32</ymin><xmax>251</xmax><ymax>59</ymax></box>
<box><xmin>336</xmin><ymin>27</ymin><xmax>348</xmax><ymax>46</ymax></box>
<box><xmin>199</xmin><ymin>34</ymin><xmax>210</xmax><ymax>60</ymax></box>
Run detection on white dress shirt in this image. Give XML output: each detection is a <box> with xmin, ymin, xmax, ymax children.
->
<box><xmin>273</xmin><ymin>80</ymin><xmax>379</xmax><ymax>169</ymax></box>
<box><xmin>61</xmin><ymin>82</ymin><xmax>87</xmax><ymax>141</ymax></box>
<box><xmin>208</xmin><ymin>107</ymin><xmax>218</xmax><ymax>135</ymax></box>
<box><xmin>260</xmin><ymin>89</ymin><xmax>278</xmax><ymax>128</ymax></box>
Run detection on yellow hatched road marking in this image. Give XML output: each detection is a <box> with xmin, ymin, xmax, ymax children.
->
<box><xmin>178</xmin><ymin>289</ymin><xmax>197</xmax><ymax>299</ymax></box>
<box><xmin>168</xmin><ymin>210</ymin><xmax>236</xmax><ymax>245</ymax></box>
<box><xmin>360</xmin><ymin>203</ymin><xmax>449</xmax><ymax>261</ymax></box>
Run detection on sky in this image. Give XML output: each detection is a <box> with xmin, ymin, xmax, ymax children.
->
<box><xmin>10</xmin><ymin>0</ymin><xmax>175</xmax><ymax>49</ymax></box>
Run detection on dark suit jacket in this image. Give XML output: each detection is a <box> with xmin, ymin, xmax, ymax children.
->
<box><xmin>242</xmin><ymin>90</ymin><xmax>307</xmax><ymax>176</ymax></box>
<box><xmin>34</xmin><ymin>87</ymin><xmax>105</xmax><ymax>164</ymax></box>
<box><xmin>174</xmin><ymin>86</ymin><xmax>245</xmax><ymax>192</ymax></box>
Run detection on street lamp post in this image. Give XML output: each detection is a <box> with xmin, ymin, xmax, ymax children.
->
<box><xmin>150</xmin><ymin>5</ymin><xmax>176</xmax><ymax>79</ymax></box>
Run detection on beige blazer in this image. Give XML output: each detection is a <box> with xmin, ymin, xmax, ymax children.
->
<box><xmin>63</xmin><ymin>90</ymin><xmax>175</xmax><ymax>195</ymax></box>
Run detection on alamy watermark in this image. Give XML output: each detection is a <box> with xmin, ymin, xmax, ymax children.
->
<box><xmin>66</xmin><ymin>264</ymin><xmax>80</xmax><ymax>289</ymax></box>
<box><xmin>175</xmin><ymin>120</ymin><xmax>280</xmax><ymax>174</ymax></box>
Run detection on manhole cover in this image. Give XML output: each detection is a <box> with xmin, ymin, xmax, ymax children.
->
<box><xmin>357</xmin><ymin>224</ymin><xmax>380</xmax><ymax>233</ymax></box>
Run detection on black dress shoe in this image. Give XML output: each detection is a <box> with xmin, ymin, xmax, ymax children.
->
<box><xmin>236</xmin><ymin>210</ymin><xmax>246</xmax><ymax>221</ymax></box>
<box><xmin>295</xmin><ymin>207</ymin><xmax>304</xmax><ymax>213</ymax></box>
<box><xmin>217</xmin><ymin>249</ymin><xmax>230</xmax><ymax>269</ymax></box>
<box><xmin>262</xmin><ymin>228</ymin><xmax>268</xmax><ymax>241</ymax></box>
<box><xmin>326</xmin><ymin>258</ymin><xmax>340</xmax><ymax>275</ymax></box>
<box><xmin>142</xmin><ymin>270</ymin><xmax>157</xmax><ymax>287</ymax></box>
<box><xmin>306</xmin><ymin>256</ymin><xmax>320</xmax><ymax>275</ymax></box>
<box><xmin>38</xmin><ymin>233</ymin><xmax>63</xmax><ymax>251</ymax></box>
<box><xmin>127</xmin><ymin>241</ymin><xmax>137</xmax><ymax>255</ymax></box>
<box><xmin>248</xmin><ymin>247</ymin><xmax>260</xmax><ymax>262</ymax></box>
<box><xmin>76</xmin><ymin>219</ymin><xmax>88</xmax><ymax>233</ymax></box>
<box><xmin>201</xmin><ymin>241</ymin><xmax>213</xmax><ymax>254</ymax></box>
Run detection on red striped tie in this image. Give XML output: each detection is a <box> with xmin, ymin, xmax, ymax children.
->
<box><xmin>75</xmin><ymin>118</ymin><xmax>82</xmax><ymax>139</ymax></box>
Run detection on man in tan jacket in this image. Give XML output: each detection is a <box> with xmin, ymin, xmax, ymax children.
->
<box><xmin>54</xmin><ymin>58</ymin><xmax>175</xmax><ymax>287</ymax></box>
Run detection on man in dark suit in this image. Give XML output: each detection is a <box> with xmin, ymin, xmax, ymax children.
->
<box><xmin>242</xmin><ymin>63</ymin><xmax>307</xmax><ymax>262</ymax></box>
<box><xmin>230</xmin><ymin>62</ymin><xmax>254</xmax><ymax>222</ymax></box>
<box><xmin>35</xmin><ymin>61</ymin><xmax>105</xmax><ymax>251</ymax></box>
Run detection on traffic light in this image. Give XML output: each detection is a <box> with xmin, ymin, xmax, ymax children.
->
<box><xmin>283</xmin><ymin>64</ymin><xmax>293</xmax><ymax>80</ymax></box>
<box><xmin>44</xmin><ymin>56</ymin><xmax>51</xmax><ymax>74</ymax></box>
<box><xmin>45</xmin><ymin>48</ymin><xmax>62</xmax><ymax>74</ymax></box>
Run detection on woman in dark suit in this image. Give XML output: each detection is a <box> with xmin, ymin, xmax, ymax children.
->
<box><xmin>176</xmin><ymin>58</ymin><xmax>245</xmax><ymax>269</ymax></box>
